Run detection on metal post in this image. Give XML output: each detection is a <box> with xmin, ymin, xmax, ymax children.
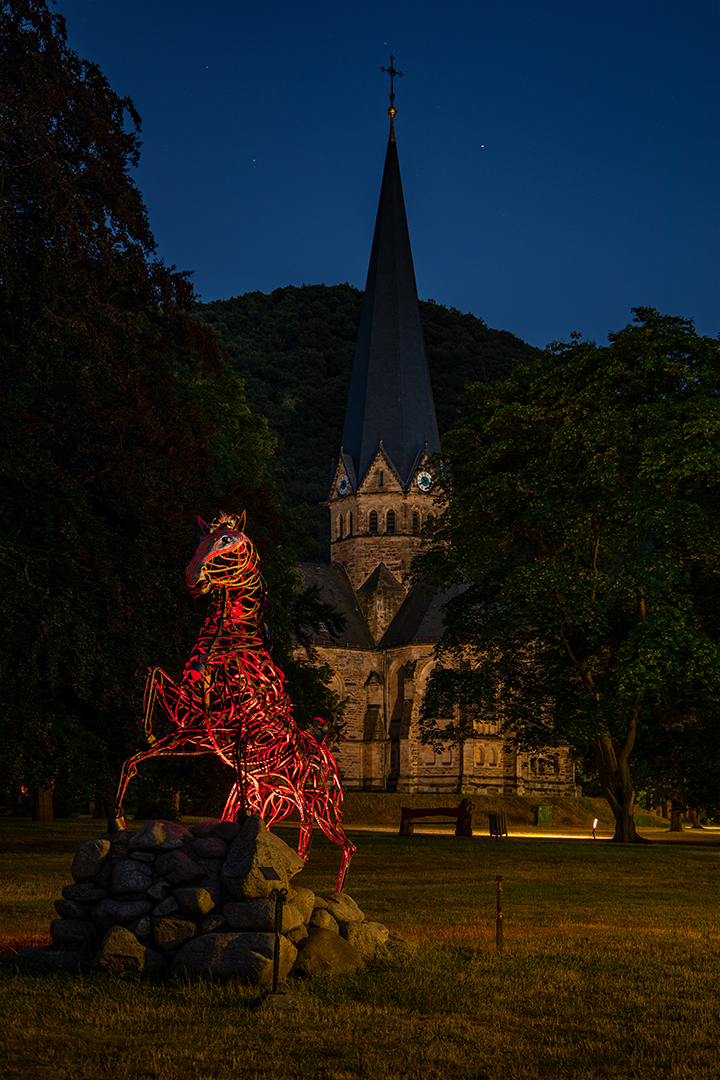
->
<box><xmin>496</xmin><ymin>874</ymin><xmax>503</xmax><ymax>952</ymax></box>
<box><xmin>271</xmin><ymin>887</ymin><xmax>287</xmax><ymax>994</ymax></box>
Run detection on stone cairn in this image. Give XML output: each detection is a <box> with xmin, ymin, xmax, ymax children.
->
<box><xmin>21</xmin><ymin>816</ymin><xmax>398</xmax><ymax>983</ymax></box>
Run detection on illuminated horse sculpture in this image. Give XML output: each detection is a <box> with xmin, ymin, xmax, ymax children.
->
<box><xmin>111</xmin><ymin>511</ymin><xmax>355</xmax><ymax>893</ymax></box>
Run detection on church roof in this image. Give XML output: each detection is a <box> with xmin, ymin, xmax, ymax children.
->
<box><xmin>340</xmin><ymin>118</ymin><xmax>440</xmax><ymax>490</ymax></box>
<box><xmin>297</xmin><ymin>562</ymin><xmax>375</xmax><ymax>648</ymax></box>
<box><xmin>378</xmin><ymin>581</ymin><xmax>465</xmax><ymax>648</ymax></box>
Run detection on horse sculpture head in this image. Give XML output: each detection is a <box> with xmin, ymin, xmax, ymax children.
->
<box><xmin>185</xmin><ymin>511</ymin><xmax>260</xmax><ymax>596</ymax></box>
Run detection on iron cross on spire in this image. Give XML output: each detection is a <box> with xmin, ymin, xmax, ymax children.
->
<box><xmin>381</xmin><ymin>54</ymin><xmax>403</xmax><ymax>117</ymax></box>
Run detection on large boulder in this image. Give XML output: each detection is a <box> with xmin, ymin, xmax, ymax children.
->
<box><xmin>152</xmin><ymin>917</ymin><xmax>197</xmax><ymax>952</ymax></box>
<box><xmin>154</xmin><ymin>850</ymin><xmax>204</xmax><ymax>886</ymax></box>
<box><xmin>111</xmin><ymin>860</ymin><xmax>154</xmax><ymax>896</ymax></box>
<box><xmin>93</xmin><ymin>898</ymin><xmax>153</xmax><ymax>932</ymax></box>
<box><xmin>190</xmin><ymin>837</ymin><xmax>228</xmax><ymax>860</ymax></box>
<box><xmin>94</xmin><ymin>926</ymin><xmax>167</xmax><ymax>977</ymax></box>
<box><xmin>221</xmin><ymin>816</ymin><xmax>304</xmax><ymax>901</ymax></box>
<box><xmin>172</xmin><ymin>931</ymin><xmax>297</xmax><ymax>984</ymax></box>
<box><xmin>322</xmin><ymin>892</ymin><xmax>365</xmax><ymax>923</ymax></box>
<box><xmin>293</xmin><ymin>927</ymin><xmax>364</xmax><ymax>977</ymax></box>
<box><xmin>223</xmin><ymin>900</ymin><xmax>304</xmax><ymax>934</ymax></box>
<box><xmin>174</xmin><ymin>887</ymin><xmax>216</xmax><ymax>919</ymax></box>
<box><xmin>71</xmin><ymin>838</ymin><xmax>111</xmax><ymax>882</ymax></box>
<box><xmin>292</xmin><ymin>887</ymin><xmax>316</xmax><ymax>924</ymax></box>
<box><xmin>128</xmin><ymin>820</ymin><xmax>192</xmax><ymax>853</ymax></box>
<box><xmin>309</xmin><ymin>909</ymin><xmax>339</xmax><ymax>933</ymax></box>
<box><xmin>339</xmin><ymin>920</ymin><xmax>389</xmax><ymax>961</ymax></box>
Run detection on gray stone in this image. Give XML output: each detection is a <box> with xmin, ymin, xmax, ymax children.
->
<box><xmin>211</xmin><ymin>820</ymin><xmax>242</xmax><ymax>843</ymax></box>
<box><xmin>54</xmin><ymin>898</ymin><xmax>89</xmax><ymax>920</ymax></box>
<box><xmin>146</xmin><ymin>881</ymin><xmax>172</xmax><ymax>902</ymax></box>
<box><xmin>223</xmin><ymin>900</ymin><xmax>303</xmax><ymax>934</ymax></box>
<box><xmin>129</xmin><ymin>851</ymin><xmax>156</xmax><ymax>864</ymax></box>
<box><xmin>152</xmin><ymin>917</ymin><xmax>196</xmax><ymax>952</ymax></box>
<box><xmin>191</xmin><ymin>836</ymin><xmax>228</xmax><ymax>859</ymax></box>
<box><xmin>154</xmin><ymin>849</ymin><xmax>204</xmax><ymax>886</ymax></box>
<box><xmin>201</xmin><ymin>914</ymin><xmax>228</xmax><ymax>934</ymax></box>
<box><xmin>293</xmin><ymin>927</ymin><xmax>364</xmax><ymax>977</ymax></box>
<box><xmin>292</xmin><ymin>887</ymin><xmax>316</xmax><ymax>924</ymax></box>
<box><xmin>71</xmin><ymin>838</ymin><xmax>111</xmax><ymax>882</ymax></box>
<box><xmin>93</xmin><ymin>898</ymin><xmax>153</xmax><ymax>931</ymax></box>
<box><xmin>172</xmin><ymin>931</ymin><xmax>297</xmax><ymax>985</ymax></box>
<box><xmin>135</xmin><ymin>916</ymin><xmax>152</xmax><ymax>938</ymax></box>
<box><xmin>128</xmin><ymin>820</ymin><xmax>192</xmax><ymax>853</ymax></box>
<box><xmin>62</xmin><ymin>882</ymin><xmax>107</xmax><ymax>904</ymax></box>
<box><xmin>190</xmin><ymin>821</ymin><xmax>220</xmax><ymax>838</ymax></box>
<box><xmin>174</xmin><ymin>887</ymin><xmax>216</xmax><ymax>919</ymax></box>
<box><xmin>221</xmin><ymin>815</ymin><xmax>304</xmax><ymax>901</ymax></box>
<box><xmin>323</xmin><ymin>892</ymin><xmax>365</xmax><ymax>923</ymax></box>
<box><xmin>50</xmin><ymin>918</ymin><xmax>96</xmax><ymax>948</ymax></box>
<box><xmin>286</xmin><ymin>923</ymin><xmax>309</xmax><ymax>946</ymax></box>
<box><xmin>339</xmin><ymin>920</ymin><xmax>389</xmax><ymax>961</ymax></box>
<box><xmin>152</xmin><ymin>897</ymin><xmax>179</xmax><ymax>917</ymax></box>
<box><xmin>94</xmin><ymin>926</ymin><xmax>167</xmax><ymax>977</ymax></box>
<box><xmin>111</xmin><ymin>860</ymin><xmax>154</xmax><ymax>896</ymax></box>
<box><xmin>109</xmin><ymin>835</ymin><xmax>130</xmax><ymax>862</ymax></box>
<box><xmin>309</xmin><ymin>909</ymin><xmax>339</xmax><ymax>933</ymax></box>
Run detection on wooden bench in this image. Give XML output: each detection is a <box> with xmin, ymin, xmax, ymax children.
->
<box><xmin>399</xmin><ymin>798</ymin><xmax>475</xmax><ymax>837</ymax></box>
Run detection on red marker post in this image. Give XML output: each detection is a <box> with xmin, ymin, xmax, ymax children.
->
<box><xmin>496</xmin><ymin>874</ymin><xmax>503</xmax><ymax>952</ymax></box>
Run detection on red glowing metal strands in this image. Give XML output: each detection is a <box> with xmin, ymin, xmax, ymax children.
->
<box><xmin>111</xmin><ymin>511</ymin><xmax>355</xmax><ymax>894</ymax></box>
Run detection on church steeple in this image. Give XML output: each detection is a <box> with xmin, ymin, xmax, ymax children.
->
<box><xmin>329</xmin><ymin>75</ymin><xmax>440</xmax><ymax>604</ymax></box>
<box><xmin>340</xmin><ymin>98</ymin><xmax>439</xmax><ymax>491</ymax></box>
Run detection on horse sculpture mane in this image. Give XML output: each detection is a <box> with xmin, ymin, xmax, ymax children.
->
<box><xmin>111</xmin><ymin>511</ymin><xmax>355</xmax><ymax>893</ymax></box>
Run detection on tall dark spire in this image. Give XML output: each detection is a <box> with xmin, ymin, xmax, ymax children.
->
<box><xmin>341</xmin><ymin>97</ymin><xmax>440</xmax><ymax>490</ymax></box>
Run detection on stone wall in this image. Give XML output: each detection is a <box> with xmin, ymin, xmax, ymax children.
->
<box><xmin>21</xmin><ymin>817</ymin><xmax>398</xmax><ymax>982</ymax></box>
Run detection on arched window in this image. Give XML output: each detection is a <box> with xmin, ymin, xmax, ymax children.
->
<box><xmin>369</xmin><ymin>510</ymin><xmax>378</xmax><ymax>535</ymax></box>
<box><xmin>475</xmin><ymin>744</ymin><xmax>485</xmax><ymax>765</ymax></box>
<box><xmin>412</xmin><ymin>511</ymin><xmax>420</xmax><ymax>536</ymax></box>
<box><xmin>489</xmin><ymin>747</ymin><xmax>498</xmax><ymax>766</ymax></box>
<box><xmin>386</xmin><ymin>509</ymin><xmax>395</xmax><ymax>535</ymax></box>
<box><xmin>337</xmin><ymin>515</ymin><xmax>343</xmax><ymax>540</ymax></box>
<box><xmin>347</xmin><ymin>512</ymin><xmax>352</xmax><ymax>537</ymax></box>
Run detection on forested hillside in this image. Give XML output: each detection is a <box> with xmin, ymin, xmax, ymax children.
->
<box><xmin>196</xmin><ymin>284</ymin><xmax>541</xmax><ymax>560</ymax></box>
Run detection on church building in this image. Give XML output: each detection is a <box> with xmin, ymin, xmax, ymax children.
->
<box><xmin>299</xmin><ymin>89</ymin><xmax>577</xmax><ymax>798</ymax></box>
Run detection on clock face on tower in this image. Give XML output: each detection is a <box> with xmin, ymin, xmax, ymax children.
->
<box><xmin>338</xmin><ymin>476</ymin><xmax>350</xmax><ymax>496</ymax></box>
<box><xmin>416</xmin><ymin>470</ymin><xmax>433</xmax><ymax>492</ymax></box>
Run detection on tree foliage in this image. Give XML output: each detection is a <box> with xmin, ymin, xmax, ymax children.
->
<box><xmin>195</xmin><ymin>286</ymin><xmax>542</xmax><ymax>560</ymax></box>
<box><xmin>0</xmin><ymin>0</ymin><xmax>336</xmax><ymax>816</ymax></box>
<box><xmin>417</xmin><ymin>309</ymin><xmax>720</xmax><ymax>840</ymax></box>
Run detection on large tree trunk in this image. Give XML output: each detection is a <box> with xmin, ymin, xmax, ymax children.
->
<box><xmin>32</xmin><ymin>786</ymin><xmax>54</xmax><ymax>822</ymax></box>
<box><xmin>591</xmin><ymin>734</ymin><xmax>648</xmax><ymax>843</ymax></box>
<box><xmin>669</xmin><ymin>802</ymin><xmax>684</xmax><ymax>832</ymax></box>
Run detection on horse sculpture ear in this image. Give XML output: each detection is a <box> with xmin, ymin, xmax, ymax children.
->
<box><xmin>238</xmin><ymin>510</ymin><xmax>246</xmax><ymax>534</ymax></box>
<box><xmin>198</xmin><ymin>516</ymin><xmax>211</xmax><ymax>535</ymax></box>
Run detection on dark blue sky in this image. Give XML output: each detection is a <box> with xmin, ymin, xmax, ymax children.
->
<box><xmin>60</xmin><ymin>0</ymin><xmax>719</xmax><ymax>349</ymax></box>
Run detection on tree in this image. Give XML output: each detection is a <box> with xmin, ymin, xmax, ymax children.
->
<box><xmin>0</xmin><ymin>0</ymin><xmax>336</xmax><ymax>818</ymax></box>
<box><xmin>417</xmin><ymin>309</ymin><xmax>720</xmax><ymax>842</ymax></box>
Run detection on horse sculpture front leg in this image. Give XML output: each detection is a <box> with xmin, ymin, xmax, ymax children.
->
<box><xmin>109</xmin><ymin>667</ymin><xmax>185</xmax><ymax>832</ymax></box>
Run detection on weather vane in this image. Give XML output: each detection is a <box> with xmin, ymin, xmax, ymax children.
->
<box><xmin>381</xmin><ymin>54</ymin><xmax>403</xmax><ymax>118</ymax></box>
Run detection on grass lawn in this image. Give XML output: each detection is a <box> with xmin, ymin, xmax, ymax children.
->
<box><xmin>1</xmin><ymin>809</ymin><xmax>718</xmax><ymax>1080</ymax></box>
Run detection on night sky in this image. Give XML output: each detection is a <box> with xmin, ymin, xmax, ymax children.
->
<box><xmin>59</xmin><ymin>0</ymin><xmax>719</xmax><ymax>349</ymax></box>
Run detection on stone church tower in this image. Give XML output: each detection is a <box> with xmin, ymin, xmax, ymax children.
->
<box><xmin>299</xmin><ymin>97</ymin><xmax>577</xmax><ymax>798</ymax></box>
